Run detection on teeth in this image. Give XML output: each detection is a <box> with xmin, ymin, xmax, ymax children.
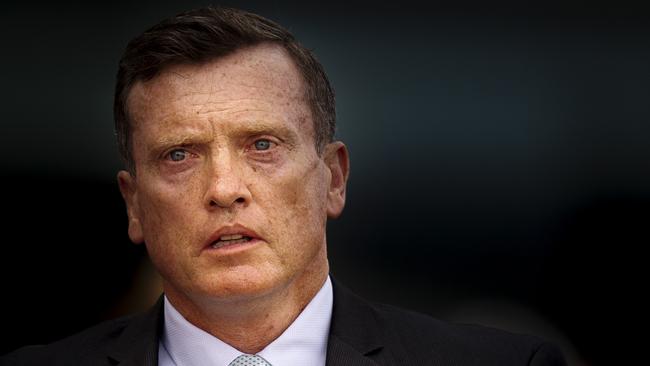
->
<box><xmin>212</xmin><ymin>237</ymin><xmax>250</xmax><ymax>249</ymax></box>
<box><xmin>220</xmin><ymin>234</ymin><xmax>244</xmax><ymax>241</ymax></box>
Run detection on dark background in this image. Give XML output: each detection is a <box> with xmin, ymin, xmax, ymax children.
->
<box><xmin>2</xmin><ymin>1</ymin><xmax>648</xmax><ymax>365</ymax></box>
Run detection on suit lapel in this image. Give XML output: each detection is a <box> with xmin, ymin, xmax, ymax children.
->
<box><xmin>105</xmin><ymin>296</ymin><xmax>164</xmax><ymax>366</ymax></box>
<box><xmin>326</xmin><ymin>278</ymin><xmax>384</xmax><ymax>366</ymax></box>
<box><xmin>326</xmin><ymin>335</ymin><xmax>381</xmax><ymax>366</ymax></box>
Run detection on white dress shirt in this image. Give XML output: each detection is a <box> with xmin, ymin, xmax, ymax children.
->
<box><xmin>158</xmin><ymin>276</ymin><xmax>333</xmax><ymax>366</ymax></box>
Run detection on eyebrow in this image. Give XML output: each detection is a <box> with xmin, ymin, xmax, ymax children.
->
<box><xmin>231</xmin><ymin>122</ymin><xmax>300</xmax><ymax>143</ymax></box>
<box><xmin>152</xmin><ymin>134</ymin><xmax>213</xmax><ymax>151</ymax></box>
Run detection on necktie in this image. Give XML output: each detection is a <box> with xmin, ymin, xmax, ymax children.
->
<box><xmin>228</xmin><ymin>354</ymin><xmax>272</xmax><ymax>366</ymax></box>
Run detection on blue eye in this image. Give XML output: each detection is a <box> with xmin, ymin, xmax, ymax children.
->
<box><xmin>254</xmin><ymin>139</ymin><xmax>272</xmax><ymax>151</ymax></box>
<box><xmin>168</xmin><ymin>149</ymin><xmax>187</xmax><ymax>161</ymax></box>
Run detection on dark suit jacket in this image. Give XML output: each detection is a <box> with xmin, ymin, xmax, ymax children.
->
<box><xmin>2</xmin><ymin>280</ymin><xmax>566</xmax><ymax>365</ymax></box>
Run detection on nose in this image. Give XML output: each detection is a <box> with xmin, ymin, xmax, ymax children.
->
<box><xmin>204</xmin><ymin>152</ymin><xmax>252</xmax><ymax>210</ymax></box>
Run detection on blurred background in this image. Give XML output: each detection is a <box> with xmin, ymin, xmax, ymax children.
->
<box><xmin>2</xmin><ymin>1</ymin><xmax>648</xmax><ymax>365</ymax></box>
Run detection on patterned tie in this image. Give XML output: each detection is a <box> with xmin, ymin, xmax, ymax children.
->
<box><xmin>228</xmin><ymin>354</ymin><xmax>273</xmax><ymax>366</ymax></box>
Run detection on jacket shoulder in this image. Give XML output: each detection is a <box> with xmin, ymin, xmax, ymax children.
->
<box><xmin>370</xmin><ymin>302</ymin><xmax>566</xmax><ymax>366</ymax></box>
<box><xmin>1</xmin><ymin>315</ymin><xmax>135</xmax><ymax>366</ymax></box>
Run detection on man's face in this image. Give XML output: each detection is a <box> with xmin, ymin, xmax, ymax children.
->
<box><xmin>118</xmin><ymin>44</ymin><xmax>348</xmax><ymax>305</ymax></box>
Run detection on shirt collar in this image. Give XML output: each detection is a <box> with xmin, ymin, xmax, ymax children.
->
<box><xmin>160</xmin><ymin>276</ymin><xmax>333</xmax><ymax>366</ymax></box>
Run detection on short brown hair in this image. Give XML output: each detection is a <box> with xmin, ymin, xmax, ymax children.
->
<box><xmin>114</xmin><ymin>6</ymin><xmax>336</xmax><ymax>173</ymax></box>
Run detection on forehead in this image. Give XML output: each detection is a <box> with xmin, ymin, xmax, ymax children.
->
<box><xmin>126</xmin><ymin>43</ymin><xmax>312</xmax><ymax>140</ymax></box>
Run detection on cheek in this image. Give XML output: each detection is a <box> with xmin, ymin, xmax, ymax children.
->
<box><xmin>272</xmin><ymin>162</ymin><xmax>329</xmax><ymax>237</ymax></box>
<box><xmin>138</xmin><ymin>188</ymin><xmax>202</xmax><ymax>282</ymax></box>
<box><xmin>137</xmin><ymin>181</ymin><xmax>201</xmax><ymax>251</ymax></box>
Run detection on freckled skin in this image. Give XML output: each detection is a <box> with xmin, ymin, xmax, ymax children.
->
<box><xmin>117</xmin><ymin>44</ymin><xmax>349</xmax><ymax>353</ymax></box>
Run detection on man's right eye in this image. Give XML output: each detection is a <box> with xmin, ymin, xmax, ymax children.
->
<box><xmin>167</xmin><ymin>149</ymin><xmax>187</xmax><ymax>162</ymax></box>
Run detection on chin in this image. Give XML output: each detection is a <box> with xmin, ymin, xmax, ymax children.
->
<box><xmin>197</xmin><ymin>267</ymin><xmax>286</xmax><ymax>301</ymax></box>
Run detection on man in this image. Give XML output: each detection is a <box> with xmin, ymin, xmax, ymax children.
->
<box><xmin>2</xmin><ymin>6</ymin><xmax>566</xmax><ymax>366</ymax></box>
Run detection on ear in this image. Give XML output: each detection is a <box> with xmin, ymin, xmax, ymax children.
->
<box><xmin>117</xmin><ymin>170</ymin><xmax>145</xmax><ymax>244</ymax></box>
<box><xmin>324</xmin><ymin>141</ymin><xmax>350</xmax><ymax>219</ymax></box>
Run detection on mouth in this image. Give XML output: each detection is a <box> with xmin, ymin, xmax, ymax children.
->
<box><xmin>210</xmin><ymin>234</ymin><xmax>255</xmax><ymax>249</ymax></box>
<box><xmin>204</xmin><ymin>224</ymin><xmax>263</xmax><ymax>252</ymax></box>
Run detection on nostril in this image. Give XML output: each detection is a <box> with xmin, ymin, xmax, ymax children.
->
<box><xmin>209</xmin><ymin>197</ymin><xmax>245</xmax><ymax>208</ymax></box>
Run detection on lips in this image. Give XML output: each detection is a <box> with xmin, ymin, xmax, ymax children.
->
<box><xmin>205</xmin><ymin>224</ymin><xmax>262</xmax><ymax>250</ymax></box>
<box><xmin>211</xmin><ymin>234</ymin><xmax>253</xmax><ymax>249</ymax></box>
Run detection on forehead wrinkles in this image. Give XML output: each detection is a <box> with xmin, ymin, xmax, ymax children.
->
<box><xmin>128</xmin><ymin>44</ymin><xmax>312</xmax><ymax>131</ymax></box>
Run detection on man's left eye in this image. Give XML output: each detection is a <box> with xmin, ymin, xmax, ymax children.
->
<box><xmin>253</xmin><ymin>139</ymin><xmax>273</xmax><ymax>151</ymax></box>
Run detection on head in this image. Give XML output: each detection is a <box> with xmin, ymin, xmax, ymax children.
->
<box><xmin>115</xmin><ymin>7</ymin><xmax>349</xmax><ymax>307</ymax></box>
<box><xmin>115</xmin><ymin>7</ymin><xmax>336</xmax><ymax>174</ymax></box>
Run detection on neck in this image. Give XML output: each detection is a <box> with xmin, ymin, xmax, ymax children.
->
<box><xmin>164</xmin><ymin>256</ymin><xmax>329</xmax><ymax>354</ymax></box>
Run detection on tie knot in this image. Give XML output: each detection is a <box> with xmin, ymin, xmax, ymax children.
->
<box><xmin>228</xmin><ymin>354</ymin><xmax>272</xmax><ymax>366</ymax></box>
